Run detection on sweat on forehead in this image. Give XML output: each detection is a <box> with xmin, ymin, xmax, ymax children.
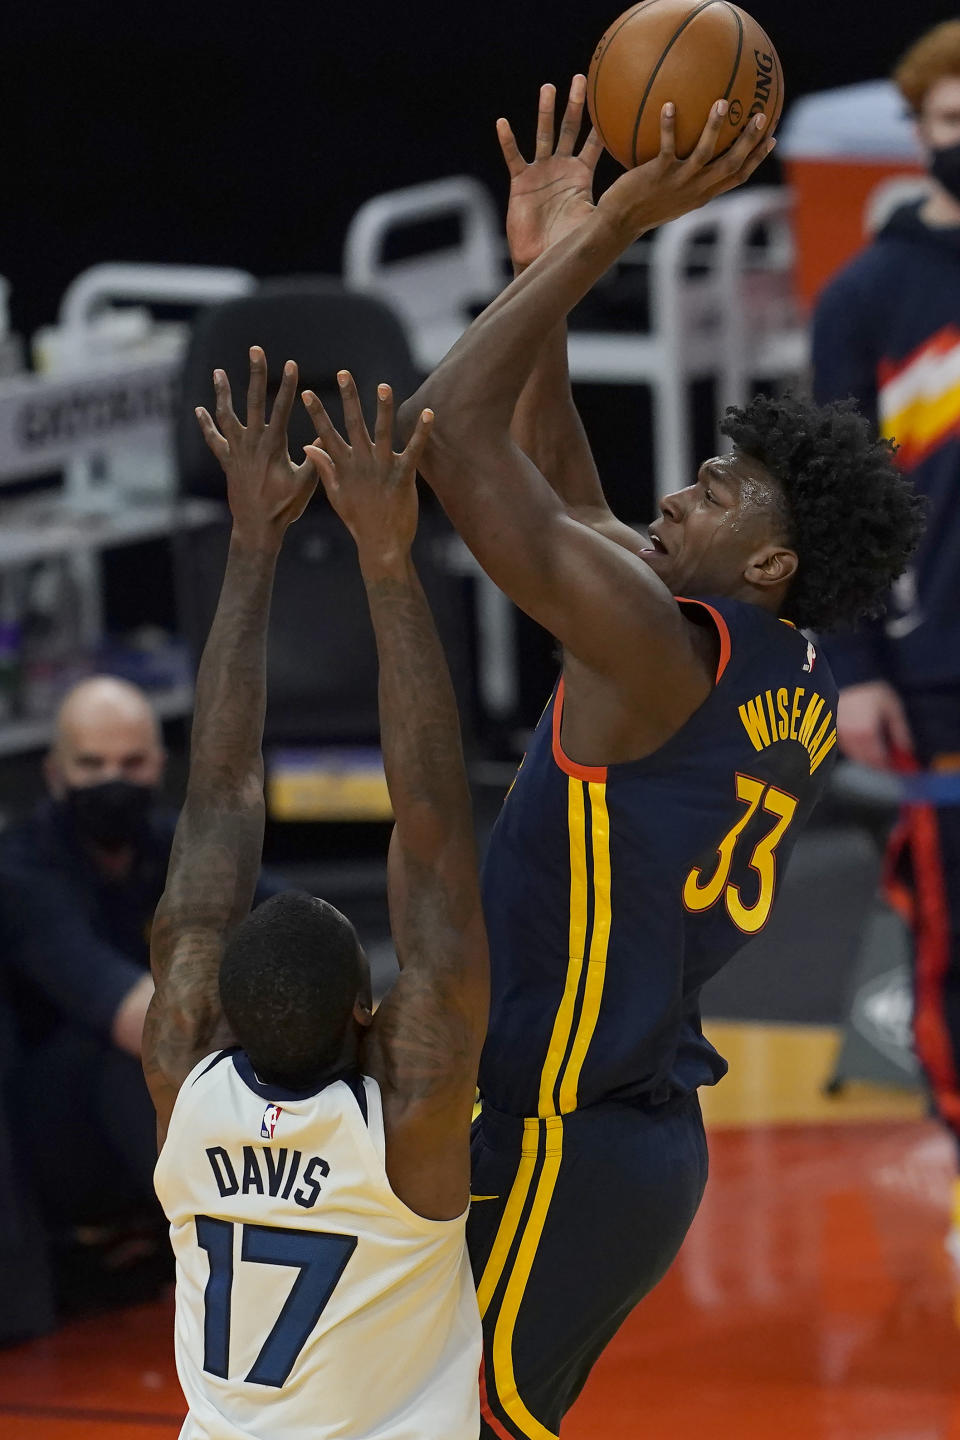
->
<box><xmin>735</xmin><ymin>465</ymin><xmax>782</xmax><ymax>514</ymax></box>
<box><xmin>706</xmin><ymin>448</ymin><xmax>784</xmax><ymax>514</ymax></box>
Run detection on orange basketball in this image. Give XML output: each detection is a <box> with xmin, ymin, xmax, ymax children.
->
<box><xmin>587</xmin><ymin>0</ymin><xmax>784</xmax><ymax>168</ymax></box>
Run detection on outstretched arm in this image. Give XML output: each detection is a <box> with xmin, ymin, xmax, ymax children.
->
<box><xmin>304</xmin><ymin>377</ymin><xmax>487</xmax><ymax>1221</ymax></box>
<box><xmin>398</xmin><ymin>101</ymin><xmax>774</xmax><ymax>710</ymax></box>
<box><xmin>505</xmin><ymin>78</ymin><xmax>647</xmax><ymax>555</ymax></box>
<box><xmin>143</xmin><ymin>350</ymin><xmax>317</xmax><ymax>1145</ymax></box>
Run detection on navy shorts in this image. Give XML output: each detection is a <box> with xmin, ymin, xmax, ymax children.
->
<box><xmin>468</xmin><ymin>1092</ymin><xmax>708</xmax><ymax>1439</ymax></box>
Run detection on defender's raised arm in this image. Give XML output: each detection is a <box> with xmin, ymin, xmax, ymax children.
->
<box><xmin>143</xmin><ymin>350</ymin><xmax>317</xmax><ymax>1144</ymax></box>
<box><xmin>304</xmin><ymin>377</ymin><xmax>488</xmax><ymax>1221</ymax></box>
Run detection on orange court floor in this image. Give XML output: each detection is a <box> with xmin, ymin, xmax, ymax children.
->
<box><xmin>2</xmin><ymin>1022</ymin><xmax>959</xmax><ymax>1440</ymax></box>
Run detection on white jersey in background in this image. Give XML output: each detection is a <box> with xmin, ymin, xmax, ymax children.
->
<box><xmin>154</xmin><ymin>1049</ymin><xmax>481</xmax><ymax>1440</ymax></box>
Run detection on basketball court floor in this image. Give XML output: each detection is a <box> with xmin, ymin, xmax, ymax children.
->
<box><xmin>1</xmin><ymin>1023</ymin><xmax>957</xmax><ymax>1440</ymax></box>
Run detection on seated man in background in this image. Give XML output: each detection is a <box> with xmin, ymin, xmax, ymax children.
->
<box><xmin>0</xmin><ymin>675</ymin><xmax>281</xmax><ymax>1317</ymax></box>
<box><xmin>812</xmin><ymin>20</ymin><xmax>960</xmax><ymax>1258</ymax></box>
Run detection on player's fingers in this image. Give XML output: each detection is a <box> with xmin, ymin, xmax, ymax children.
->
<box><xmin>711</xmin><ymin>128</ymin><xmax>773</xmax><ymax>198</ymax></box>
<box><xmin>374</xmin><ymin>383</ymin><xmax>394</xmax><ymax>464</ymax></box>
<box><xmin>657</xmin><ymin>102</ymin><xmax>676</xmax><ymax>162</ymax></box>
<box><xmin>246</xmin><ymin>346</ymin><xmax>267</xmax><ymax>430</ymax></box>
<box><xmin>267</xmin><ymin>359</ymin><xmax>299</xmax><ymax>441</ymax></box>
<box><xmin>496</xmin><ymin>118</ymin><xmax>526</xmax><ymax>177</ymax></box>
<box><xmin>194</xmin><ymin>407</ymin><xmax>230</xmax><ymax>463</ymax></box>
<box><xmin>292</xmin><ymin>454</ymin><xmax>322</xmax><ymax>497</ymax></box>
<box><xmin>337</xmin><ymin>370</ymin><xmax>371</xmax><ymax>449</ymax></box>
<box><xmin>557</xmin><ymin>73</ymin><xmax>586</xmax><ymax>156</ymax></box>
<box><xmin>722</xmin><ymin>109</ymin><xmax>769</xmax><ymax>176</ymax></box>
<box><xmin>578</xmin><ymin>126</ymin><xmax>604</xmax><ymax>174</ymax></box>
<box><xmin>402</xmin><ymin>408</ymin><xmax>435</xmax><ymax>472</ymax></box>
<box><xmin>304</xmin><ymin>445</ymin><xmax>340</xmax><ymax>499</ymax></box>
<box><xmin>535</xmin><ymin>82</ymin><xmax>556</xmax><ymax>160</ymax></box>
<box><xmin>688</xmin><ymin>99</ymin><xmax>728</xmax><ymax>169</ymax></box>
<box><xmin>301</xmin><ymin>390</ymin><xmax>350</xmax><ymax>461</ymax></box>
<box><xmin>730</xmin><ymin>133</ymin><xmax>776</xmax><ymax>187</ymax></box>
<box><xmin>213</xmin><ymin>368</ymin><xmax>242</xmax><ymax>437</ymax></box>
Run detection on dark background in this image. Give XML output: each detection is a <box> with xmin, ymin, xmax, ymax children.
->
<box><xmin>4</xmin><ymin>2</ymin><xmax>938</xmax><ymax>1019</ymax></box>
<box><xmin>6</xmin><ymin>0</ymin><xmax>953</xmax><ymax>343</ymax></box>
<box><xmin>6</xmin><ymin>0</ymin><xmax>953</xmax><ymax>767</ymax></box>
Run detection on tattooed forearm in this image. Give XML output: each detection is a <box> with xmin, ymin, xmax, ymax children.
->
<box><xmin>360</xmin><ymin>552</ymin><xmax>488</xmax><ymax>1100</ymax></box>
<box><xmin>186</xmin><ymin>542</ymin><xmax>276</xmax><ymax>809</ymax></box>
<box><xmin>366</xmin><ymin>967</ymin><xmax>477</xmax><ymax>1100</ymax></box>
<box><xmin>150</xmin><ymin>536</ymin><xmax>275</xmax><ymax>1036</ymax></box>
<box><xmin>363</xmin><ymin>560</ymin><xmax>476</xmax><ymax>894</ymax></box>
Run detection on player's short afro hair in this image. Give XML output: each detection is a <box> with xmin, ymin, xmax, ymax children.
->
<box><xmin>219</xmin><ymin>891</ymin><xmax>365</xmax><ymax>1087</ymax></box>
<box><xmin>720</xmin><ymin>394</ymin><xmax>924</xmax><ymax>632</ymax></box>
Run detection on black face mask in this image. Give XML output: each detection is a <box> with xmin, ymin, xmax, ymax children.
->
<box><xmin>931</xmin><ymin>140</ymin><xmax>960</xmax><ymax>205</ymax></box>
<box><xmin>64</xmin><ymin>779</ymin><xmax>156</xmax><ymax>850</ymax></box>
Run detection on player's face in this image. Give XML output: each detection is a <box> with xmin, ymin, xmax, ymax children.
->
<box><xmin>919</xmin><ymin>76</ymin><xmax>960</xmax><ymax>152</ymax></box>
<box><xmin>640</xmin><ymin>448</ymin><xmax>786</xmax><ymax>596</ymax></box>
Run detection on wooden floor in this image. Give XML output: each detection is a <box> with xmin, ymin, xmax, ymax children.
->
<box><xmin>2</xmin><ymin>1025</ymin><xmax>959</xmax><ymax>1440</ymax></box>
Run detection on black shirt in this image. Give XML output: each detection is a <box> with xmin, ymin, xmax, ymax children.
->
<box><xmin>0</xmin><ymin>801</ymin><xmax>284</xmax><ymax>1045</ymax></box>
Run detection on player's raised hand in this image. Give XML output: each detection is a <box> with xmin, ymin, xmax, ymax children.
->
<box><xmin>195</xmin><ymin>347</ymin><xmax>318</xmax><ymax>550</ymax></box>
<box><xmin>596</xmin><ymin>99</ymin><xmax>776</xmax><ymax>241</ymax></box>
<box><xmin>302</xmin><ymin>375</ymin><xmax>434</xmax><ymax>567</ymax></box>
<box><xmin>498</xmin><ymin>75</ymin><xmax>604</xmax><ymax>271</ymax></box>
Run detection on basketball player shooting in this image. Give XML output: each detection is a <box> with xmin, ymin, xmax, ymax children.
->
<box><xmin>142</xmin><ymin>350</ymin><xmax>486</xmax><ymax>1439</ymax></box>
<box><xmin>382</xmin><ymin>81</ymin><xmax>924</xmax><ymax>1438</ymax></box>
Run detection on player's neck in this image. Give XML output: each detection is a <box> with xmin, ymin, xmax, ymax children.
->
<box><xmin>722</xmin><ymin>577</ymin><xmax>790</xmax><ymax>618</ymax></box>
<box><xmin>324</xmin><ymin>1025</ymin><xmax>364</xmax><ymax>1081</ymax></box>
<box><xmin>255</xmin><ymin>1031</ymin><xmax>364</xmax><ymax>1091</ymax></box>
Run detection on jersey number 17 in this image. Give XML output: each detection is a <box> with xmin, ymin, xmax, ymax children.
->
<box><xmin>196</xmin><ymin>1217</ymin><xmax>358</xmax><ymax>1387</ymax></box>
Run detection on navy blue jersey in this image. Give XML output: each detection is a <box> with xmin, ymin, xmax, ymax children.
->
<box><xmin>479</xmin><ymin>597</ymin><xmax>838</xmax><ymax>1118</ymax></box>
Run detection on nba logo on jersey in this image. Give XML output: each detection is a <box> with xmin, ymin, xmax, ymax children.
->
<box><xmin>260</xmin><ymin>1104</ymin><xmax>282</xmax><ymax>1140</ymax></box>
<box><xmin>803</xmin><ymin>640</ymin><xmax>817</xmax><ymax>674</ymax></box>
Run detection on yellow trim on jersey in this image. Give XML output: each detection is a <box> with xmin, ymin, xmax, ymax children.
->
<box><xmin>536</xmin><ymin>779</ymin><xmax>588</xmax><ymax>1116</ymax></box>
<box><xmin>558</xmin><ymin>782</ymin><xmax>612</xmax><ymax>1113</ymax></box>
<box><xmin>491</xmin><ymin>1117</ymin><xmax>564</xmax><ymax>1440</ymax></box>
<box><xmin>476</xmin><ymin>1119</ymin><xmax>540</xmax><ymax>1318</ymax></box>
<box><xmin>483</xmin><ymin>778</ymin><xmax>609</xmax><ymax>1437</ymax></box>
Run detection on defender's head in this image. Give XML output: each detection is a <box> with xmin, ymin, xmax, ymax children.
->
<box><xmin>640</xmin><ymin>394</ymin><xmax>924</xmax><ymax>631</ymax></box>
<box><xmin>219</xmin><ymin>891</ymin><xmax>373</xmax><ymax>1089</ymax></box>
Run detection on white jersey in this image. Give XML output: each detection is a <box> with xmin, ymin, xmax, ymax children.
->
<box><xmin>154</xmin><ymin>1049</ymin><xmax>481</xmax><ymax>1440</ymax></box>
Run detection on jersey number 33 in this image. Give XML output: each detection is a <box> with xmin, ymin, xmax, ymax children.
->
<box><xmin>682</xmin><ymin>773</ymin><xmax>798</xmax><ymax>935</ymax></box>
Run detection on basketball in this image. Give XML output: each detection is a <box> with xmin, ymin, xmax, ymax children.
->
<box><xmin>587</xmin><ymin>0</ymin><xmax>784</xmax><ymax>168</ymax></box>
